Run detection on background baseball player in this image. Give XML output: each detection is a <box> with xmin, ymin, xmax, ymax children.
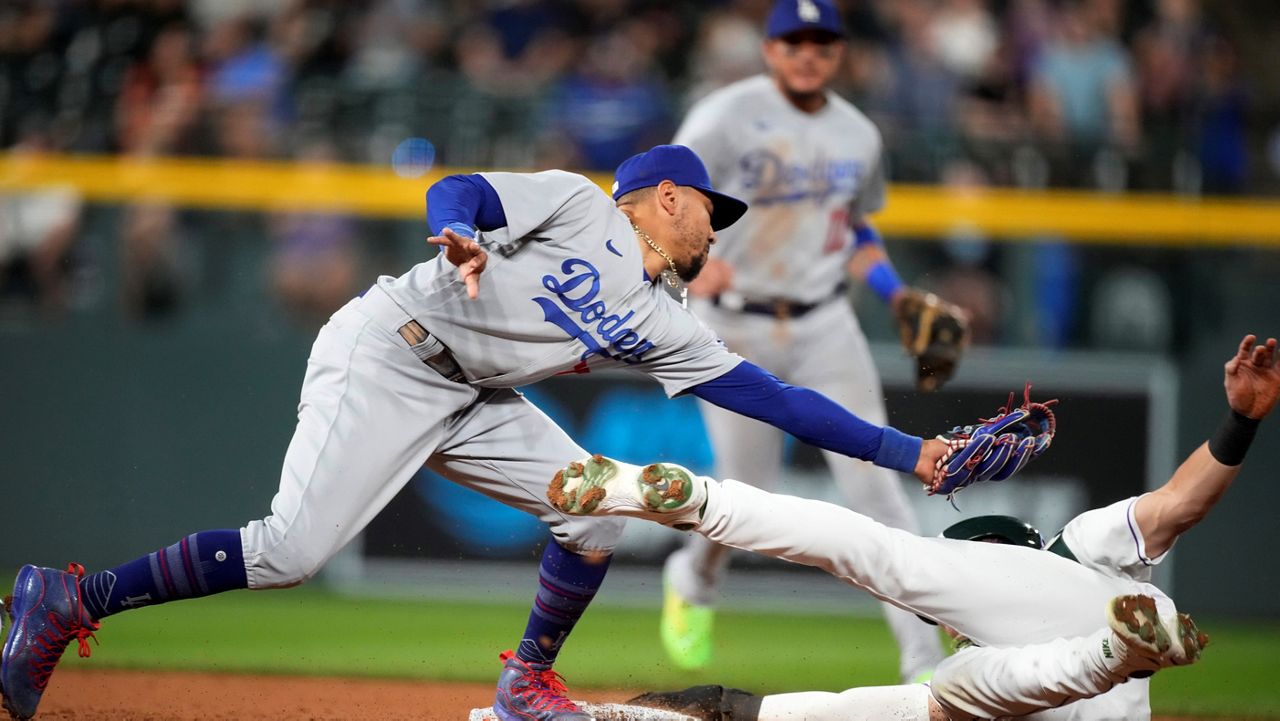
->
<box><xmin>558</xmin><ymin>333</ymin><xmax>1278</xmax><ymax>719</ymax></box>
<box><xmin>0</xmin><ymin>144</ymin><xmax>972</xmax><ymax>721</ymax></box>
<box><xmin>660</xmin><ymin>0</ymin><xmax>963</xmax><ymax>679</ymax></box>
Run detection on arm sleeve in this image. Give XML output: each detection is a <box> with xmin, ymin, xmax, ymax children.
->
<box><xmin>690</xmin><ymin>361</ymin><xmax>922</xmax><ymax>473</ymax></box>
<box><xmin>425</xmin><ymin>174</ymin><xmax>508</xmax><ymax>236</ymax></box>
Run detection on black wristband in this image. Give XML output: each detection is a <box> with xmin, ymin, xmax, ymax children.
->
<box><xmin>1208</xmin><ymin>410</ymin><xmax>1261</xmax><ymax>466</ymax></box>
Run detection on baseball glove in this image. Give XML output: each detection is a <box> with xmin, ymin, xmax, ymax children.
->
<box><xmin>894</xmin><ymin>289</ymin><xmax>970</xmax><ymax>392</ymax></box>
<box><xmin>929</xmin><ymin>384</ymin><xmax>1057</xmax><ymax>502</ymax></box>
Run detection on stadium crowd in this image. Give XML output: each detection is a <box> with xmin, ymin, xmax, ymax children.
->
<box><xmin>0</xmin><ymin>0</ymin><xmax>1269</xmax><ymax>349</ymax></box>
<box><xmin>0</xmin><ymin>0</ymin><xmax>1257</xmax><ymax>192</ymax></box>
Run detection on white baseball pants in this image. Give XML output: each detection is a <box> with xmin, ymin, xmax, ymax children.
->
<box><xmin>669</xmin><ymin>299</ymin><xmax>943</xmax><ymax>679</ymax></box>
<box><xmin>695</xmin><ymin>478</ymin><xmax>1167</xmax><ymax>646</ymax></box>
<box><xmin>240</xmin><ymin>287</ymin><xmax>625</xmax><ymax>589</ymax></box>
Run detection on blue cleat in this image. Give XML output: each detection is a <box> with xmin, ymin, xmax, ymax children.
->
<box><xmin>1</xmin><ymin>564</ymin><xmax>100</xmax><ymax>720</ymax></box>
<box><xmin>494</xmin><ymin>649</ymin><xmax>593</xmax><ymax>720</ymax></box>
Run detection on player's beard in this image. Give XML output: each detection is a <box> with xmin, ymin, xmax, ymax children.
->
<box><xmin>679</xmin><ymin>248</ymin><xmax>708</xmax><ymax>282</ymax></box>
<box><xmin>673</xmin><ymin>212</ymin><xmax>712</xmax><ymax>282</ymax></box>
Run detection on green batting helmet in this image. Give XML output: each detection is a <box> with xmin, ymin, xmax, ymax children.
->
<box><xmin>941</xmin><ymin>515</ymin><xmax>1045</xmax><ymax>550</ymax></box>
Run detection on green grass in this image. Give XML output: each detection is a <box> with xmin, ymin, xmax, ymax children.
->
<box><xmin>35</xmin><ymin>587</ymin><xmax>1280</xmax><ymax>718</ymax></box>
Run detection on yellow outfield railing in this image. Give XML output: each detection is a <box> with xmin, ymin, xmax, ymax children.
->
<box><xmin>3</xmin><ymin>152</ymin><xmax>1279</xmax><ymax>247</ymax></box>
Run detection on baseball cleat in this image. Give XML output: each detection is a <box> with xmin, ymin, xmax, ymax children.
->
<box><xmin>659</xmin><ymin>569</ymin><xmax>714</xmax><ymax>671</ymax></box>
<box><xmin>1</xmin><ymin>563</ymin><xmax>100</xmax><ymax>720</ymax></box>
<box><xmin>547</xmin><ymin>455</ymin><xmax>706</xmax><ymax>530</ymax></box>
<box><xmin>1105</xmin><ymin>594</ymin><xmax>1208</xmax><ymax>679</ymax></box>
<box><xmin>494</xmin><ymin>649</ymin><xmax>594</xmax><ymax>721</ymax></box>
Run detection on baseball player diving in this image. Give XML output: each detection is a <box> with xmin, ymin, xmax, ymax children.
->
<box><xmin>1</xmin><ymin>144</ymin><xmax>992</xmax><ymax>721</ymax></box>
<box><xmin>553</xmin><ymin>333</ymin><xmax>1279</xmax><ymax>720</ymax></box>
<box><xmin>660</xmin><ymin>0</ymin><xmax>965</xmax><ymax>679</ymax></box>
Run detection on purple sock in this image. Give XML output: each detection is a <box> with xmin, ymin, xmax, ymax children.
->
<box><xmin>516</xmin><ymin>540</ymin><xmax>612</xmax><ymax>665</ymax></box>
<box><xmin>78</xmin><ymin>529</ymin><xmax>248</xmax><ymax>621</ymax></box>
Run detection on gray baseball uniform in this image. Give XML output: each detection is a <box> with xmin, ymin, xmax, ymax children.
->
<box><xmin>241</xmin><ymin>169</ymin><xmax>741</xmax><ymax>586</ymax></box>
<box><xmin>665</xmin><ymin>74</ymin><xmax>943</xmax><ymax>680</ymax></box>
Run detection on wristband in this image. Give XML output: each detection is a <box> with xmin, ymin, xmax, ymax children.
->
<box><xmin>445</xmin><ymin>221</ymin><xmax>477</xmax><ymax>239</ymax></box>
<box><xmin>874</xmin><ymin>427</ymin><xmax>923</xmax><ymax>474</ymax></box>
<box><xmin>866</xmin><ymin>260</ymin><xmax>905</xmax><ymax>303</ymax></box>
<box><xmin>1208</xmin><ymin>409</ymin><xmax>1260</xmax><ymax>466</ymax></box>
<box><xmin>854</xmin><ymin>224</ymin><xmax>880</xmax><ymax>247</ymax></box>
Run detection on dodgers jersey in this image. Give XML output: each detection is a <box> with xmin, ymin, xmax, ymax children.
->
<box><xmin>674</xmin><ymin>75</ymin><xmax>885</xmax><ymax>304</ymax></box>
<box><xmin>378</xmin><ymin>170</ymin><xmax>741</xmax><ymax>394</ymax></box>
<box><xmin>1028</xmin><ymin>496</ymin><xmax>1174</xmax><ymax>721</ymax></box>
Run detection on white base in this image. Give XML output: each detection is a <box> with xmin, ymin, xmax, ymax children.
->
<box><xmin>469</xmin><ymin>703</ymin><xmax>698</xmax><ymax>720</ymax></box>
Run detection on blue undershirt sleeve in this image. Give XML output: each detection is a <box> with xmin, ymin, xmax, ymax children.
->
<box><xmin>689</xmin><ymin>361</ymin><xmax>922</xmax><ymax>474</ymax></box>
<box><xmin>426</xmin><ymin>174</ymin><xmax>508</xmax><ymax>237</ymax></box>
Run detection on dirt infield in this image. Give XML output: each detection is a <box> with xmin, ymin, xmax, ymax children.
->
<box><xmin>35</xmin><ymin>668</ymin><xmax>1206</xmax><ymax>720</ymax></box>
<box><xmin>37</xmin><ymin>668</ymin><xmax>627</xmax><ymax>720</ymax></box>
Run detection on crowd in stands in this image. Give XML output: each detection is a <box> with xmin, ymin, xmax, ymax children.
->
<box><xmin>0</xmin><ymin>0</ymin><xmax>1264</xmax><ymax>349</ymax></box>
<box><xmin>0</xmin><ymin>0</ymin><xmax>1256</xmax><ymax>192</ymax></box>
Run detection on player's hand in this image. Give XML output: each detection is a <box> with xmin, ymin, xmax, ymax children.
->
<box><xmin>1224</xmin><ymin>334</ymin><xmax>1280</xmax><ymax>420</ymax></box>
<box><xmin>428</xmin><ymin>227</ymin><xmax>487</xmax><ymax>299</ymax></box>
<box><xmin>686</xmin><ymin>257</ymin><xmax>733</xmax><ymax>298</ymax></box>
<box><xmin>914</xmin><ymin>437</ymin><xmax>951</xmax><ymax>487</ymax></box>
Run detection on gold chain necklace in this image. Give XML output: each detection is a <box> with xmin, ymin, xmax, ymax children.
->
<box><xmin>631</xmin><ymin>223</ymin><xmax>680</xmax><ymax>289</ymax></box>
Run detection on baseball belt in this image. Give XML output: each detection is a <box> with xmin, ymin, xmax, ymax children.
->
<box><xmin>397</xmin><ymin>319</ymin><xmax>467</xmax><ymax>384</ymax></box>
<box><xmin>711</xmin><ymin>281</ymin><xmax>848</xmax><ymax>320</ymax></box>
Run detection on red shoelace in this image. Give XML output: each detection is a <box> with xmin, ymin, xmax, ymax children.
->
<box><xmin>28</xmin><ymin>563</ymin><xmax>100</xmax><ymax>691</ymax></box>
<box><xmin>499</xmin><ymin>650</ymin><xmax>577</xmax><ymax>712</ymax></box>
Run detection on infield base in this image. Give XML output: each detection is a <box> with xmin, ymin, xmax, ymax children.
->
<box><xmin>469</xmin><ymin>703</ymin><xmax>697</xmax><ymax>720</ymax></box>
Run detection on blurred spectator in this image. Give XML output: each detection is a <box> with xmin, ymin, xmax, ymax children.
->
<box><xmin>956</xmin><ymin>33</ymin><xmax>1032</xmax><ymax>178</ymax></box>
<box><xmin>682</xmin><ymin>2</ymin><xmax>765</xmax><ymax>105</ymax></box>
<box><xmin>1196</xmin><ymin>36</ymin><xmax>1248</xmax><ymax>195</ymax></box>
<box><xmin>1027</xmin><ymin>0</ymin><xmax>1139</xmax><ymax>186</ymax></box>
<box><xmin>120</xmin><ymin>200</ymin><xmax>188</xmax><ymax>320</ymax></box>
<box><xmin>0</xmin><ymin>2</ymin><xmax>63</xmax><ymax>148</ymax></box>
<box><xmin>268</xmin><ymin>139</ymin><xmax>362</xmax><ymax>325</ymax></box>
<box><xmin>873</xmin><ymin>0</ymin><xmax>963</xmax><ymax>179</ymax></box>
<box><xmin>930</xmin><ymin>160</ymin><xmax>1007</xmax><ymax>343</ymax></box>
<box><xmin>1131</xmin><ymin>0</ymin><xmax>1201</xmax><ymax>190</ymax></box>
<box><xmin>0</xmin><ymin>128</ymin><xmax>83</xmax><ymax>316</ymax></box>
<box><xmin>205</xmin><ymin>13</ymin><xmax>288</xmax><ymax>125</ymax></box>
<box><xmin>928</xmin><ymin>0</ymin><xmax>999</xmax><ymax>82</ymax></box>
<box><xmin>115</xmin><ymin>21</ymin><xmax>205</xmax><ymax>156</ymax></box>
<box><xmin>454</xmin><ymin>1</ymin><xmax>577</xmax><ymax>98</ymax></box>
<box><xmin>540</xmin><ymin>25</ymin><xmax>671</xmax><ymax>171</ymax></box>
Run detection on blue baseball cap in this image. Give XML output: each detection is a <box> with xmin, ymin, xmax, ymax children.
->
<box><xmin>766</xmin><ymin>0</ymin><xmax>845</xmax><ymax>39</ymax></box>
<box><xmin>612</xmin><ymin>144</ymin><xmax>749</xmax><ymax>231</ymax></box>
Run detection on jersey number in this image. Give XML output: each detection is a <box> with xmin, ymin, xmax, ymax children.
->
<box><xmin>823</xmin><ymin>208</ymin><xmax>850</xmax><ymax>254</ymax></box>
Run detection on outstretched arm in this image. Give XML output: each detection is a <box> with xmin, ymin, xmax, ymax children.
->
<box><xmin>690</xmin><ymin>360</ymin><xmax>949</xmax><ymax>485</ymax></box>
<box><xmin>1135</xmin><ymin>335</ymin><xmax>1280</xmax><ymax>558</ymax></box>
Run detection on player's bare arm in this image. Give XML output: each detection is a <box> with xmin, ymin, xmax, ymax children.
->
<box><xmin>427</xmin><ymin>227</ymin><xmax>487</xmax><ymax>299</ymax></box>
<box><xmin>1135</xmin><ymin>334</ymin><xmax>1279</xmax><ymax>557</ymax></box>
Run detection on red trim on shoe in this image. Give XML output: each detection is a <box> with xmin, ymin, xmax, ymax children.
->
<box><xmin>497</xmin><ymin>649</ymin><xmax>579</xmax><ymax>713</ymax></box>
<box><xmin>27</xmin><ymin>564</ymin><xmax>100</xmax><ymax>692</ymax></box>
